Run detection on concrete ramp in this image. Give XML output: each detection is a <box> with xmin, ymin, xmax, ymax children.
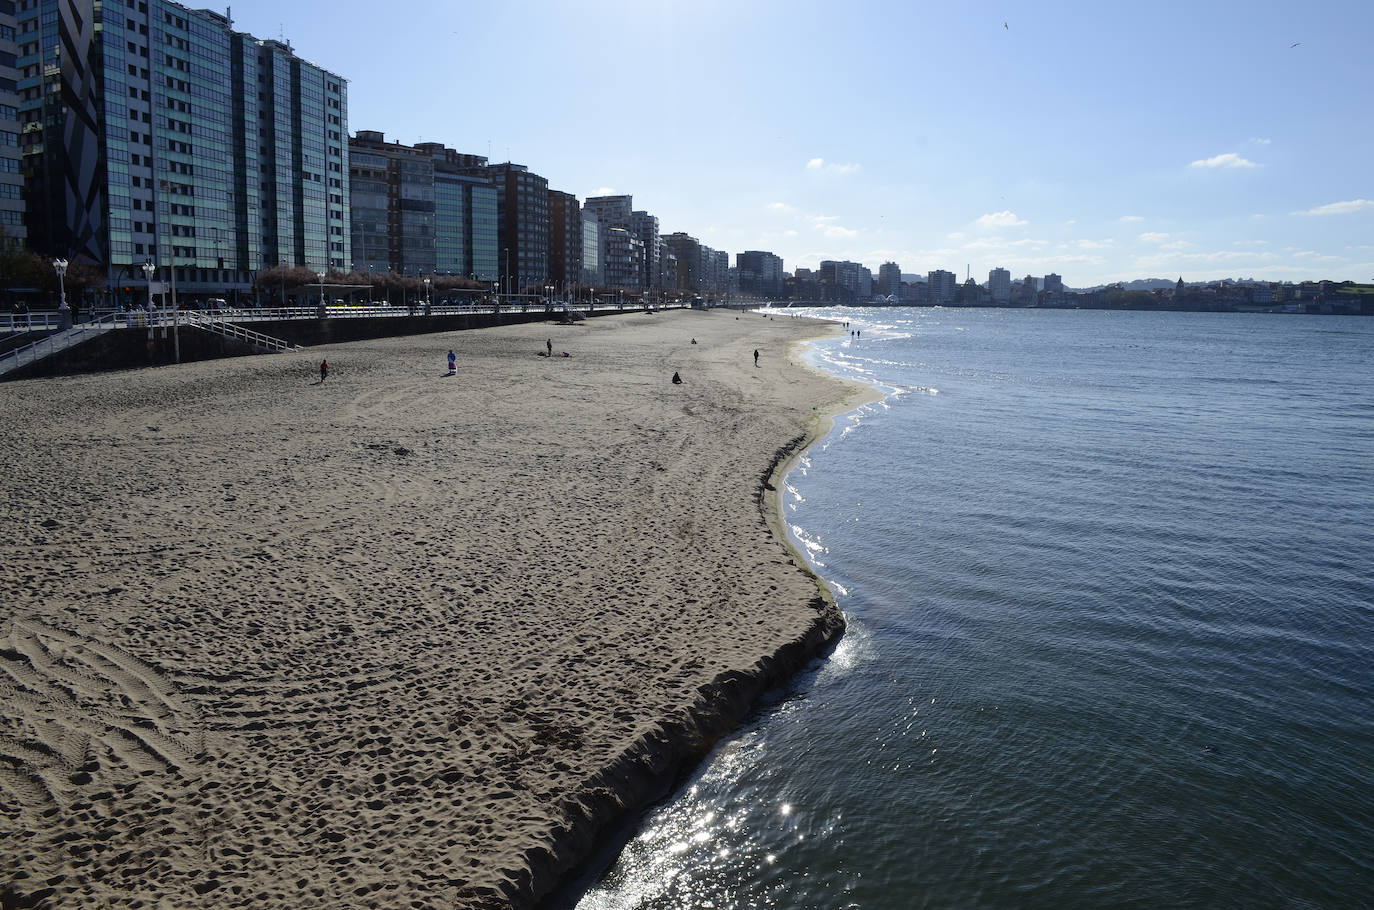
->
<box><xmin>0</xmin><ymin>316</ymin><xmax>121</xmax><ymax>379</ymax></box>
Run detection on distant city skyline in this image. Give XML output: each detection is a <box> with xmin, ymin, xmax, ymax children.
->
<box><xmin>46</xmin><ymin>1</ymin><xmax>1374</xmax><ymax>286</ymax></box>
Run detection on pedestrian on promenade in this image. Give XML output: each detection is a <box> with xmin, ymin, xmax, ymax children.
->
<box><xmin>319</xmin><ymin>359</ymin><xmax>328</xmax><ymax>382</ymax></box>
<box><xmin>754</xmin><ymin>348</ymin><xmax>759</xmax><ymax>367</ymax></box>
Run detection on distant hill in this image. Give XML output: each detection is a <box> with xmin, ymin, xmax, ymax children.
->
<box><xmin>1067</xmin><ymin>277</ymin><xmax>1284</xmax><ymax>293</ymax></box>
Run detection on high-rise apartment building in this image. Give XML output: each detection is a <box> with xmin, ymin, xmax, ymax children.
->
<box><xmin>737</xmin><ymin>251</ymin><xmax>784</xmax><ymax>297</ymax></box>
<box><xmin>988</xmin><ymin>267</ymin><xmax>1012</xmax><ymax>304</ymax></box>
<box><xmin>547</xmin><ymin>190</ymin><xmax>582</xmax><ymax>289</ymax></box>
<box><xmin>629</xmin><ymin>210</ymin><xmax>659</xmax><ymax>288</ymax></box>
<box><xmin>928</xmin><ymin>269</ymin><xmax>956</xmax><ymax>305</ymax></box>
<box><xmin>819</xmin><ymin>260</ymin><xmax>871</xmax><ymax>302</ymax></box>
<box><xmin>585</xmin><ymin>195</ymin><xmax>657</xmax><ymax>289</ymax></box>
<box><xmin>18</xmin><ymin>1</ymin><xmax>347</xmax><ymax>297</ymax></box>
<box><xmin>583</xmin><ymin>195</ymin><xmax>633</xmax><ymax>231</ymax></box>
<box><xmin>878</xmin><ymin>261</ymin><xmax>902</xmax><ymax>299</ymax></box>
<box><xmin>423</xmin><ymin>144</ymin><xmax>497</xmax><ymax>282</ymax></box>
<box><xmin>1043</xmin><ymin>273</ymin><xmax>1063</xmax><ymax>294</ymax></box>
<box><xmin>456</xmin><ymin>162</ymin><xmax>548</xmax><ymax>290</ymax></box>
<box><xmin>254</xmin><ymin>38</ymin><xmax>351</xmax><ymax>275</ymax></box>
<box><xmin>581</xmin><ymin>214</ymin><xmax>602</xmax><ymax>287</ymax></box>
<box><xmin>347</xmin><ymin>134</ymin><xmax>497</xmax><ymax>282</ymax></box>
<box><xmin>0</xmin><ymin>1</ymin><xmax>23</xmax><ymax>250</ymax></box>
<box><xmin>664</xmin><ymin>233</ymin><xmax>700</xmax><ymax>291</ymax></box>
<box><xmin>602</xmin><ymin>227</ymin><xmax>641</xmax><ymax>288</ymax></box>
<box><xmin>348</xmin><ymin>131</ymin><xmax>433</xmax><ymax>275</ymax></box>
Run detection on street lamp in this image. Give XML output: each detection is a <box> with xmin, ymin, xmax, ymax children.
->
<box><xmin>318</xmin><ymin>270</ymin><xmax>326</xmax><ymax>312</ymax></box>
<box><xmin>141</xmin><ymin>260</ymin><xmax>156</xmax><ymax>334</ymax></box>
<box><xmin>423</xmin><ymin>276</ymin><xmax>432</xmax><ymax>315</ymax></box>
<box><xmin>52</xmin><ymin>258</ymin><xmax>70</xmax><ymax>328</ymax></box>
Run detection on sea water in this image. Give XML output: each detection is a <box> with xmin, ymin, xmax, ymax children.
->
<box><xmin>577</xmin><ymin>307</ymin><xmax>1374</xmax><ymax>909</ymax></box>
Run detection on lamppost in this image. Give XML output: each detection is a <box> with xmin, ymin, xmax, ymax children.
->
<box><xmin>142</xmin><ymin>260</ymin><xmax>155</xmax><ymax>334</ymax></box>
<box><xmin>317</xmin><ymin>270</ymin><xmax>327</xmax><ymax>316</ymax></box>
<box><xmin>423</xmin><ymin>276</ymin><xmax>431</xmax><ymax>315</ymax></box>
<box><xmin>52</xmin><ymin>258</ymin><xmax>70</xmax><ymax>328</ymax></box>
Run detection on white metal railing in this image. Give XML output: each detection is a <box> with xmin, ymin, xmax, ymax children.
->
<box><xmin>1</xmin><ymin>311</ymin><xmax>64</xmax><ymax>333</ymax></box>
<box><xmin>5</xmin><ymin>299</ymin><xmax>689</xmax><ymax>334</ymax></box>
<box><xmin>181</xmin><ymin>310</ymin><xmax>298</xmax><ymax>352</ymax></box>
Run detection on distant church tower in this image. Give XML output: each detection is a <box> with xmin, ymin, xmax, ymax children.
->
<box><xmin>1176</xmin><ymin>276</ymin><xmax>1185</xmax><ymax>295</ymax></box>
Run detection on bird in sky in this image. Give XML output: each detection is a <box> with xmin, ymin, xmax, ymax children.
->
<box><xmin>1004</xmin><ymin>21</ymin><xmax>1009</xmax><ymax>29</ymax></box>
<box><xmin>1290</xmin><ymin>41</ymin><xmax>1301</xmax><ymax>47</ymax></box>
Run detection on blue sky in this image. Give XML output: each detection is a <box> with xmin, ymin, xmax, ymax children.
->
<box><xmin>223</xmin><ymin>0</ymin><xmax>1372</xmax><ymax>286</ymax></box>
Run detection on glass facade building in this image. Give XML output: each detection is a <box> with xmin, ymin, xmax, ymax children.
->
<box><xmin>349</xmin><ymin>135</ymin><xmax>498</xmax><ymax>283</ymax></box>
<box><xmin>581</xmin><ymin>214</ymin><xmax>601</xmax><ymax>287</ymax></box>
<box><xmin>455</xmin><ymin>162</ymin><xmax>548</xmax><ymax>290</ymax></box>
<box><xmin>17</xmin><ymin>0</ymin><xmax>347</xmax><ymax>297</ymax></box>
<box><xmin>0</xmin><ymin>0</ymin><xmax>24</xmax><ymax>252</ymax></box>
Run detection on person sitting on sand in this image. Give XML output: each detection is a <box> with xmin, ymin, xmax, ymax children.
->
<box><xmin>672</xmin><ymin>371</ymin><xmax>682</xmax><ymax>384</ymax></box>
<box><xmin>319</xmin><ymin>359</ymin><xmax>328</xmax><ymax>382</ymax></box>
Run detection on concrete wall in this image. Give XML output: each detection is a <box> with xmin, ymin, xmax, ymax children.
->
<box><xmin>2</xmin><ymin>308</ymin><xmax>608</xmax><ymax>381</ymax></box>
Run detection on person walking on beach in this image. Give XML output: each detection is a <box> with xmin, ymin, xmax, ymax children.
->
<box><xmin>319</xmin><ymin>359</ymin><xmax>329</xmax><ymax>382</ymax></box>
<box><xmin>447</xmin><ymin>350</ymin><xmax>456</xmax><ymax>376</ymax></box>
<box><xmin>547</xmin><ymin>338</ymin><xmax>553</xmax><ymax>357</ymax></box>
<box><xmin>754</xmin><ymin>348</ymin><xmax>759</xmax><ymax>367</ymax></box>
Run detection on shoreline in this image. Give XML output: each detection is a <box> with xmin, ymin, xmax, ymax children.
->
<box><xmin>0</xmin><ymin>310</ymin><xmax>872</xmax><ymax>908</ymax></box>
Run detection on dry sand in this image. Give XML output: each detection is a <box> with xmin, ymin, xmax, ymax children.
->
<box><xmin>0</xmin><ymin>309</ymin><xmax>868</xmax><ymax>908</ymax></box>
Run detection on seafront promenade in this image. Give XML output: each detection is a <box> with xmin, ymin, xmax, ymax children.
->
<box><xmin>0</xmin><ymin>309</ymin><xmax>867</xmax><ymax>907</ymax></box>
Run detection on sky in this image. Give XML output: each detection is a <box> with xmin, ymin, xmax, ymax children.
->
<box><xmin>218</xmin><ymin>0</ymin><xmax>1373</xmax><ymax>287</ymax></box>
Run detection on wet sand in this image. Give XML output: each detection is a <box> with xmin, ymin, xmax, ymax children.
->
<box><xmin>0</xmin><ymin>308</ymin><xmax>868</xmax><ymax>907</ymax></box>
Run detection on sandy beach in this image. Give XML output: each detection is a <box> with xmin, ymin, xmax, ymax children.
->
<box><xmin>0</xmin><ymin>309</ymin><xmax>868</xmax><ymax>908</ymax></box>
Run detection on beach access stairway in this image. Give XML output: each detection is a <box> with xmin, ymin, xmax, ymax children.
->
<box><xmin>180</xmin><ymin>310</ymin><xmax>299</xmax><ymax>353</ymax></box>
<box><xmin>0</xmin><ymin>310</ymin><xmax>299</xmax><ymax>378</ymax></box>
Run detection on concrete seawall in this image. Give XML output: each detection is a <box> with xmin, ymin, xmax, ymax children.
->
<box><xmin>3</xmin><ymin>308</ymin><xmax>623</xmax><ymax>381</ymax></box>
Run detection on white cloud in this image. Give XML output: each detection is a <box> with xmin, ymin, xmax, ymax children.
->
<box><xmin>1139</xmin><ymin>232</ymin><xmax>1171</xmax><ymax>244</ymax></box>
<box><xmin>824</xmin><ymin>225</ymin><xmax>859</xmax><ymax>238</ymax></box>
<box><xmin>976</xmin><ymin>210</ymin><xmax>1028</xmax><ymax>228</ymax></box>
<box><xmin>1119</xmin><ymin>215</ymin><xmax>1144</xmax><ymax>223</ymax></box>
<box><xmin>592</xmin><ymin>187</ymin><xmax>617</xmax><ymax>196</ymax></box>
<box><xmin>1065</xmin><ymin>219</ymin><xmax>1077</xmax><ymax>226</ymax></box>
<box><xmin>766</xmin><ymin>202</ymin><xmax>795</xmax><ymax>212</ymax></box>
<box><xmin>805</xmin><ymin>157</ymin><xmax>860</xmax><ymax>175</ymax></box>
<box><xmin>1189</xmin><ymin>152</ymin><xmax>1258</xmax><ymax>169</ymax></box>
<box><xmin>1078</xmin><ymin>239</ymin><xmax>1115</xmax><ymax>249</ymax></box>
<box><xmin>1293</xmin><ymin>199</ymin><xmax>1374</xmax><ymax>216</ymax></box>
<box><xmin>1250</xmin><ymin>137</ymin><xmax>1272</xmax><ymax>145</ymax></box>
